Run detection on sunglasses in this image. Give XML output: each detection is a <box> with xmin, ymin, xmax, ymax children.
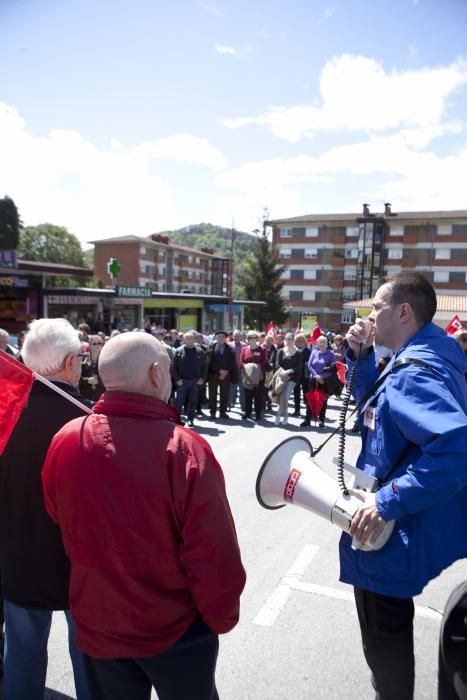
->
<box><xmin>77</xmin><ymin>352</ymin><xmax>90</xmax><ymax>365</ymax></box>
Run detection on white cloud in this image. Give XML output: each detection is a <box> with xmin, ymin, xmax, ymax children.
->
<box><xmin>0</xmin><ymin>102</ymin><xmax>228</xmax><ymax>242</ymax></box>
<box><xmin>221</xmin><ymin>54</ymin><xmax>467</xmax><ymax>142</ymax></box>
<box><xmin>215</xmin><ymin>43</ymin><xmax>250</xmax><ymax>57</ymax></box>
<box><xmin>138</xmin><ymin>134</ymin><xmax>227</xmax><ymax>170</ymax></box>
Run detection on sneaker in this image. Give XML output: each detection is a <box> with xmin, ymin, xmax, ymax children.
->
<box><xmin>300</xmin><ymin>420</ymin><xmax>311</xmax><ymax>427</ymax></box>
<box><xmin>274</xmin><ymin>415</ymin><xmax>281</xmax><ymax>426</ymax></box>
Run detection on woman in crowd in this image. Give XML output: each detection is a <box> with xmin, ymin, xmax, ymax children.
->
<box><xmin>274</xmin><ymin>333</ymin><xmax>302</xmax><ymax>425</ymax></box>
<box><xmin>292</xmin><ymin>333</ymin><xmax>311</xmax><ymax>416</ymax></box>
<box><xmin>79</xmin><ymin>334</ymin><xmax>105</xmax><ymax>400</ymax></box>
<box><xmin>240</xmin><ymin>332</ymin><xmax>266</xmax><ymax>421</ymax></box>
<box><xmin>301</xmin><ymin>335</ymin><xmax>337</xmax><ymax>428</ymax></box>
<box><xmin>263</xmin><ymin>333</ymin><xmax>278</xmax><ymax>412</ymax></box>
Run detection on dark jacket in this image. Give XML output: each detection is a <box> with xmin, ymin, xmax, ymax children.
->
<box><xmin>276</xmin><ymin>348</ymin><xmax>303</xmax><ymax>384</ymax></box>
<box><xmin>206</xmin><ymin>343</ymin><xmax>237</xmax><ymax>381</ymax></box>
<box><xmin>79</xmin><ymin>357</ymin><xmax>105</xmax><ymax>400</ymax></box>
<box><xmin>172</xmin><ymin>344</ymin><xmax>207</xmax><ymax>382</ymax></box>
<box><xmin>0</xmin><ymin>380</ymin><xmax>93</xmax><ymax>610</ymax></box>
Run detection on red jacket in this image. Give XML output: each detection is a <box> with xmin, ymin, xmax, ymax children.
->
<box><xmin>42</xmin><ymin>391</ymin><xmax>246</xmax><ymax>659</ymax></box>
<box><xmin>239</xmin><ymin>345</ymin><xmax>267</xmax><ymax>375</ymax></box>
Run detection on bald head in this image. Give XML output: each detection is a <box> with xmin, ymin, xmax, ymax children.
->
<box><xmin>99</xmin><ymin>332</ymin><xmax>171</xmax><ymax>401</ymax></box>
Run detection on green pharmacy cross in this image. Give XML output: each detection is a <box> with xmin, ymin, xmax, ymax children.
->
<box><xmin>107</xmin><ymin>258</ymin><xmax>121</xmax><ymax>280</ymax></box>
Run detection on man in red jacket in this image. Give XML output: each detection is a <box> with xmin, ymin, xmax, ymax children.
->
<box><xmin>42</xmin><ymin>332</ymin><xmax>246</xmax><ymax>700</ymax></box>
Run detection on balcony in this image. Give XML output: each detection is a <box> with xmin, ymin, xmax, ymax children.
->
<box><xmin>401</xmin><ymin>258</ymin><xmax>416</xmax><ymax>267</ymax></box>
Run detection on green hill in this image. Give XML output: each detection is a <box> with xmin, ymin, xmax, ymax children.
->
<box><xmin>157</xmin><ymin>223</ymin><xmax>258</xmax><ymax>296</ymax></box>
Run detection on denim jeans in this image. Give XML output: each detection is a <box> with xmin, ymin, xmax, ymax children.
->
<box><xmin>3</xmin><ymin>600</ymin><xmax>90</xmax><ymax>700</ymax></box>
<box><xmin>228</xmin><ymin>382</ymin><xmax>245</xmax><ymax>412</ymax></box>
<box><xmin>175</xmin><ymin>379</ymin><xmax>199</xmax><ymax>421</ymax></box>
<box><xmin>277</xmin><ymin>380</ymin><xmax>296</xmax><ymax>417</ymax></box>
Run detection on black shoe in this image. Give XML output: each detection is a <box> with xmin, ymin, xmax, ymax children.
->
<box><xmin>242</xmin><ymin>414</ymin><xmax>251</xmax><ymax>420</ymax></box>
<box><xmin>319</xmin><ymin>421</ymin><xmax>325</xmax><ymax>428</ymax></box>
<box><xmin>255</xmin><ymin>415</ymin><xmax>262</xmax><ymax>422</ymax></box>
<box><xmin>292</xmin><ymin>411</ymin><xmax>300</xmax><ymax>417</ymax></box>
<box><xmin>188</xmin><ymin>420</ymin><xmax>195</xmax><ymax>427</ymax></box>
<box><xmin>219</xmin><ymin>413</ymin><xmax>229</xmax><ymax>419</ymax></box>
<box><xmin>300</xmin><ymin>420</ymin><xmax>311</xmax><ymax>427</ymax></box>
<box><xmin>210</xmin><ymin>412</ymin><xmax>216</xmax><ymax>418</ymax></box>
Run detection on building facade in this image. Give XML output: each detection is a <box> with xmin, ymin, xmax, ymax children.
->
<box><xmin>92</xmin><ymin>234</ymin><xmax>230</xmax><ymax>296</ymax></box>
<box><xmin>269</xmin><ymin>206</ymin><xmax>467</xmax><ymax>331</ymax></box>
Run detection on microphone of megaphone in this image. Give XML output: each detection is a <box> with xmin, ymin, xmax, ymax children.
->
<box><xmin>256</xmin><ymin>436</ymin><xmax>393</xmax><ymax>551</ymax></box>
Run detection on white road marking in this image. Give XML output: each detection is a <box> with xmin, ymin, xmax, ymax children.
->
<box><xmin>253</xmin><ymin>545</ymin><xmax>319</xmax><ymax>626</ymax></box>
<box><xmin>254</xmin><ymin>545</ymin><xmax>443</xmax><ymax>626</ymax></box>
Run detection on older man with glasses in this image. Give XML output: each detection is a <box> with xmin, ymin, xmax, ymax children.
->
<box><xmin>0</xmin><ymin>318</ymin><xmax>92</xmax><ymax>700</ymax></box>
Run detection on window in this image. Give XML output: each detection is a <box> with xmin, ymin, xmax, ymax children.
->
<box><xmin>304</xmin><ymin>270</ymin><xmax>317</xmax><ymax>280</ymax></box>
<box><xmin>280</xmin><ymin>228</ymin><xmax>292</xmax><ymax>238</ymax></box>
<box><xmin>389</xmin><ymin>227</ymin><xmax>403</xmax><ymax>237</ymax></box>
<box><xmin>290</xmin><ymin>269</ymin><xmax>304</xmax><ymax>280</ymax></box>
<box><xmin>289</xmin><ymin>291</ymin><xmax>303</xmax><ymax>301</ymax></box>
<box><xmin>304</xmin><ymin>248</ymin><xmax>318</xmax><ymax>259</ymax></box>
<box><xmin>188</xmin><ymin>270</ymin><xmax>193</xmax><ymax>278</ymax></box>
<box><xmin>437</xmin><ymin>225</ymin><xmax>452</xmax><ymax>236</ymax></box>
<box><xmin>433</xmin><ymin>271</ymin><xmax>449</xmax><ymax>283</ymax></box>
<box><xmin>140</xmin><ymin>246</ymin><xmax>147</xmax><ymax>255</ymax></box>
<box><xmin>303</xmin><ymin>290</ymin><xmax>316</xmax><ymax>301</ymax></box>
<box><xmin>306</xmin><ymin>227</ymin><xmax>319</xmax><ymax>238</ymax></box>
<box><xmin>280</xmin><ymin>248</ymin><xmax>291</xmax><ymax>258</ymax></box>
<box><xmin>281</xmin><ymin>270</ymin><xmax>290</xmax><ymax>279</ymax></box>
<box><xmin>342</xmin><ymin>310</ymin><xmax>354</xmax><ymax>324</ymax></box>
<box><xmin>345</xmin><ymin>248</ymin><xmax>359</xmax><ymax>259</ymax></box>
<box><xmin>291</xmin><ymin>248</ymin><xmax>305</xmax><ymax>259</ymax></box>
<box><xmin>435</xmin><ymin>249</ymin><xmax>450</xmax><ymax>260</ymax></box>
<box><xmin>344</xmin><ymin>270</ymin><xmax>357</xmax><ymax>281</ymax></box>
<box><xmin>346</xmin><ymin>227</ymin><xmax>359</xmax><ymax>237</ymax></box>
<box><xmin>188</xmin><ymin>256</ymin><xmax>193</xmax><ymax>263</ymax></box>
<box><xmin>388</xmin><ymin>248</ymin><xmax>403</xmax><ymax>259</ymax></box>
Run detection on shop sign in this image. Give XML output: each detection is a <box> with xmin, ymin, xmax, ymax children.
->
<box><xmin>0</xmin><ymin>250</ymin><xmax>18</xmax><ymax>268</ymax></box>
<box><xmin>116</xmin><ymin>285</ymin><xmax>152</xmax><ymax>299</ymax></box>
<box><xmin>144</xmin><ymin>298</ymin><xmax>203</xmax><ymax>309</ymax></box>
<box><xmin>0</xmin><ymin>275</ymin><xmax>29</xmax><ymax>288</ymax></box>
<box><xmin>300</xmin><ymin>314</ymin><xmax>318</xmax><ymax>332</ymax></box>
<box><xmin>47</xmin><ymin>295</ymin><xmax>98</xmax><ymax>305</ymax></box>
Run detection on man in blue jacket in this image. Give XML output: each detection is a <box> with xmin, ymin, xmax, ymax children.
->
<box><xmin>342</xmin><ymin>271</ymin><xmax>467</xmax><ymax>699</ymax></box>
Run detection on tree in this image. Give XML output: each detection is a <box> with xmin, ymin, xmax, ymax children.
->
<box><xmin>0</xmin><ymin>195</ymin><xmax>21</xmax><ymax>249</ymax></box>
<box><xmin>237</xmin><ymin>223</ymin><xmax>289</xmax><ymax>330</ymax></box>
<box><xmin>18</xmin><ymin>224</ymin><xmax>92</xmax><ymax>287</ymax></box>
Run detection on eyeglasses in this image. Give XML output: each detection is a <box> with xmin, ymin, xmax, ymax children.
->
<box><xmin>90</xmin><ymin>342</ymin><xmax>103</xmax><ymax>346</ymax></box>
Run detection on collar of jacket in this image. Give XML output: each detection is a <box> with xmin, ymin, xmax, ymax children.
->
<box><xmin>93</xmin><ymin>390</ymin><xmax>182</xmax><ymax>424</ymax></box>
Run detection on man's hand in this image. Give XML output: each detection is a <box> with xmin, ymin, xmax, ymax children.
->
<box><xmin>345</xmin><ymin>319</ymin><xmax>375</xmax><ymax>357</ymax></box>
<box><xmin>176</xmin><ymin>379</ymin><xmax>183</xmax><ymax>386</ymax></box>
<box><xmin>219</xmin><ymin>369</ymin><xmax>229</xmax><ymax>380</ymax></box>
<box><xmin>196</xmin><ymin>378</ymin><xmax>204</xmax><ymax>385</ymax></box>
<box><xmin>350</xmin><ymin>490</ymin><xmax>387</xmax><ymax>545</ymax></box>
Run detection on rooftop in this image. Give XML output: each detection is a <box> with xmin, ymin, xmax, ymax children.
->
<box><xmin>268</xmin><ymin>209</ymin><xmax>467</xmax><ymax>226</ymax></box>
<box><xmin>343</xmin><ymin>295</ymin><xmax>467</xmax><ymax>313</ymax></box>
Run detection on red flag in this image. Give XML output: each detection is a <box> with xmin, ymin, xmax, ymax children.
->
<box><xmin>309</xmin><ymin>324</ymin><xmax>323</xmax><ymax>345</ymax></box>
<box><xmin>0</xmin><ymin>352</ymin><xmax>35</xmax><ymax>455</ymax></box>
<box><xmin>336</xmin><ymin>361</ymin><xmax>347</xmax><ymax>385</ymax></box>
<box><xmin>294</xmin><ymin>322</ymin><xmax>300</xmax><ymax>334</ymax></box>
<box><xmin>445</xmin><ymin>314</ymin><xmax>463</xmax><ymax>336</ymax></box>
<box><xmin>265</xmin><ymin>321</ymin><xmax>273</xmax><ymax>335</ymax></box>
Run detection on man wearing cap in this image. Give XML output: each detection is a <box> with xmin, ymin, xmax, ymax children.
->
<box><xmin>206</xmin><ymin>331</ymin><xmax>236</xmax><ymax>419</ymax></box>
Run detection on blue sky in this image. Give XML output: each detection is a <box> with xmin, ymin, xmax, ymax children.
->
<box><xmin>1</xmin><ymin>0</ymin><xmax>466</xmax><ymax>246</ymax></box>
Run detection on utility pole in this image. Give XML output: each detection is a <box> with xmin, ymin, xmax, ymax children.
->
<box><xmin>228</xmin><ymin>220</ymin><xmax>235</xmax><ymax>330</ymax></box>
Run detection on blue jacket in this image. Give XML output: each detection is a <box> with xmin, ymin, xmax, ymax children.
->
<box><xmin>339</xmin><ymin>322</ymin><xmax>467</xmax><ymax>597</ymax></box>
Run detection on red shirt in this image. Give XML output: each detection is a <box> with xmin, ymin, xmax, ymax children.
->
<box><xmin>42</xmin><ymin>391</ymin><xmax>246</xmax><ymax>659</ymax></box>
<box><xmin>239</xmin><ymin>345</ymin><xmax>267</xmax><ymax>375</ymax></box>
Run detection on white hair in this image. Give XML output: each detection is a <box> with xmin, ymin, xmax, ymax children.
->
<box><xmin>22</xmin><ymin>319</ymin><xmax>80</xmax><ymax>375</ymax></box>
<box><xmin>0</xmin><ymin>328</ymin><xmax>9</xmax><ymax>340</ymax></box>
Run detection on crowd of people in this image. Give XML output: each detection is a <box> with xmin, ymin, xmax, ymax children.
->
<box><xmin>0</xmin><ymin>270</ymin><xmax>466</xmax><ymax>699</ymax></box>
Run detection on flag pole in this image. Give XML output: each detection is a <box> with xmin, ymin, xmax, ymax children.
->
<box><xmin>33</xmin><ymin>373</ymin><xmax>93</xmax><ymax>415</ymax></box>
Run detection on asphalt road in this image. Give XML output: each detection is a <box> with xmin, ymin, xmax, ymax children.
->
<box><xmin>8</xmin><ymin>397</ymin><xmax>467</xmax><ymax>699</ymax></box>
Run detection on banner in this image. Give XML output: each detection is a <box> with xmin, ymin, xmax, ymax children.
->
<box><xmin>445</xmin><ymin>314</ymin><xmax>463</xmax><ymax>336</ymax></box>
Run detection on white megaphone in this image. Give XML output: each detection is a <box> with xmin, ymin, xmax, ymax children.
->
<box><xmin>256</xmin><ymin>436</ymin><xmax>394</xmax><ymax>551</ymax></box>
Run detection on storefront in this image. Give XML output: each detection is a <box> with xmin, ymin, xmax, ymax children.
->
<box><xmin>144</xmin><ymin>297</ymin><xmax>204</xmax><ymax>332</ymax></box>
<box><xmin>0</xmin><ymin>274</ymin><xmax>40</xmax><ymax>332</ymax></box>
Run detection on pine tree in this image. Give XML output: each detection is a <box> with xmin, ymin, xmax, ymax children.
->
<box><xmin>238</xmin><ymin>222</ymin><xmax>288</xmax><ymax>330</ymax></box>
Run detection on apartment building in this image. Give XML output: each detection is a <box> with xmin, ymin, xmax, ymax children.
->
<box><xmin>269</xmin><ymin>205</ymin><xmax>467</xmax><ymax>331</ymax></box>
<box><xmin>92</xmin><ymin>233</ymin><xmax>230</xmax><ymax>296</ymax></box>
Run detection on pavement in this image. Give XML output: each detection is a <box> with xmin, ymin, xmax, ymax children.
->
<box><xmin>2</xmin><ymin>396</ymin><xmax>467</xmax><ymax>699</ymax></box>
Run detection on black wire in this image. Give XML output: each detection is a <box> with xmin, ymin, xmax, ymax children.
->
<box><xmin>336</xmin><ymin>344</ymin><xmax>362</xmax><ymax>495</ymax></box>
